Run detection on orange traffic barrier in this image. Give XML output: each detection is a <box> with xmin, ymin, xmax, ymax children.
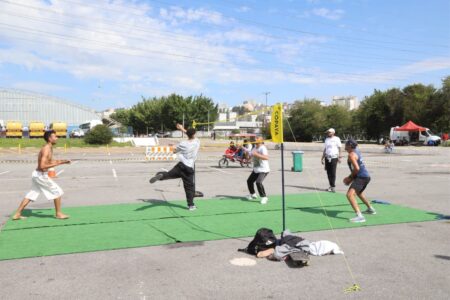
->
<box><xmin>145</xmin><ymin>146</ymin><xmax>177</xmax><ymax>161</ymax></box>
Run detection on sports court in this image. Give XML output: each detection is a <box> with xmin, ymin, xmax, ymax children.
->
<box><xmin>0</xmin><ymin>143</ymin><xmax>449</xmax><ymax>299</ymax></box>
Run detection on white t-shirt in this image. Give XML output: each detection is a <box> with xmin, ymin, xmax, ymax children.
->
<box><xmin>324</xmin><ymin>136</ymin><xmax>342</xmax><ymax>158</ymax></box>
<box><xmin>176</xmin><ymin>138</ymin><xmax>200</xmax><ymax>168</ymax></box>
<box><xmin>252</xmin><ymin>145</ymin><xmax>270</xmax><ymax>173</ymax></box>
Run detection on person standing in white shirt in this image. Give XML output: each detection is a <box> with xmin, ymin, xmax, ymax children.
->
<box><xmin>321</xmin><ymin>128</ymin><xmax>342</xmax><ymax>192</ymax></box>
<box><xmin>246</xmin><ymin>137</ymin><xmax>270</xmax><ymax>204</ymax></box>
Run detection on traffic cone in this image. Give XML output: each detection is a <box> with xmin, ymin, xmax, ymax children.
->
<box><xmin>48</xmin><ymin>168</ymin><xmax>57</xmax><ymax>178</ymax></box>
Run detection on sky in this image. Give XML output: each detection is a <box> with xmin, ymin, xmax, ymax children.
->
<box><xmin>0</xmin><ymin>0</ymin><xmax>449</xmax><ymax>111</ymax></box>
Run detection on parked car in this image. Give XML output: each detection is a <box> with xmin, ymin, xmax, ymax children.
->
<box><xmin>156</xmin><ymin>131</ymin><xmax>170</xmax><ymax>138</ymax></box>
<box><xmin>70</xmin><ymin>128</ymin><xmax>85</xmax><ymax>138</ymax></box>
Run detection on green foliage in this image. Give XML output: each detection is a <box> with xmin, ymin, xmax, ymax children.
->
<box><xmin>356</xmin><ymin>77</ymin><xmax>450</xmax><ymax>139</ymax></box>
<box><xmin>84</xmin><ymin>125</ymin><xmax>113</xmax><ymax>145</ymax></box>
<box><xmin>232</xmin><ymin>106</ymin><xmax>250</xmax><ymax>115</ymax></box>
<box><xmin>113</xmin><ymin>94</ymin><xmax>218</xmax><ymax>135</ymax></box>
<box><xmin>287</xmin><ymin>99</ymin><xmax>325</xmax><ymax>142</ymax></box>
<box><xmin>107</xmin><ymin>77</ymin><xmax>450</xmax><ymax>142</ymax></box>
<box><xmin>110</xmin><ymin>109</ymin><xmax>131</xmax><ymax>125</ymax></box>
<box><xmin>324</xmin><ymin>104</ymin><xmax>352</xmax><ymax>134</ymax></box>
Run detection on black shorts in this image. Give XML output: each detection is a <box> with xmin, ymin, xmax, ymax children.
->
<box><xmin>349</xmin><ymin>177</ymin><xmax>371</xmax><ymax>194</ymax></box>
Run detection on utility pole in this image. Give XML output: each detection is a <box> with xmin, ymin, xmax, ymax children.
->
<box><xmin>182</xmin><ymin>113</ymin><xmax>185</xmax><ymax>138</ymax></box>
<box><xmin>207</xmin><ymin>110</ymin><xmax>210</xmax><ymax>134</ymax></box>
<box><xmin>263</xmin><ymin>92</ymin><xmax>270</xmax><ymax>138</ymax></box>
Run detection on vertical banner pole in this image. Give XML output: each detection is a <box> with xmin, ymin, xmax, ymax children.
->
<box><xmin>270</xmin><ymin>103</ymin><xmax>285</xmax><ymax>232</ymax></box>
<box><xmin>281</xmin><ymin>142</ymin><xmax>285</xmax><ymax>231</ymax></box>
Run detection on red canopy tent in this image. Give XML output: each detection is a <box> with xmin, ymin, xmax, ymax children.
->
<box><xmin>394</xmin><ymin>120</ymin><xmax>426</xmax><ymax>131</ymax></box>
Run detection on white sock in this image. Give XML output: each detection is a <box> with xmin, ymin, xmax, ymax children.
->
<box><xmin>356</xmin><ymin>211</ymin><xmax>363</xmax><ymax>218</ymax></box>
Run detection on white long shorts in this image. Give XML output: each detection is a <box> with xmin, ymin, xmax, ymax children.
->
<box><xmin>25</xmin><ymin>170</ymin><xmax>64</xmax><ymax>201</ymax></box>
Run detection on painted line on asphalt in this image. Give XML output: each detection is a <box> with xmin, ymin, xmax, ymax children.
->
<box><xmin>112</xmin><ymin>168</ymin><xmax>118</xmax><ymax>179</ymax></box>
<box><xmin>0</xmin><ymin>171</ymin><xmax>10</xmax><ymax>176</ymax></box>
<box><xmin>207</xmin><ymin>166</ymin><xmax>232</xmax><ymax>174</ymax></box>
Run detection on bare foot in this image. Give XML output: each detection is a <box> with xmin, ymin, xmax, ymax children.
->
<box><xmin>55</xmin><ymin>213</ymin><xmax>69</xmax><ymax>219</ymax></box>
<box><xmin>12</xmin><ymin>214</ymin><xmax>27</xmax><ymax>220</ymax></box>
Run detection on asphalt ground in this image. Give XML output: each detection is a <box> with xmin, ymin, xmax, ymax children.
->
<box><xmin>0</xmin><ymin>141</ymin><xmax>449</xmax><ymax>299</ymax></box>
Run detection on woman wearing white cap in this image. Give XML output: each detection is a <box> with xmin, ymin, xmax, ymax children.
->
<box><xmin>321</xmin><ymin>128</ymin><xmax>342</xmax><ymax>192</ymax></box>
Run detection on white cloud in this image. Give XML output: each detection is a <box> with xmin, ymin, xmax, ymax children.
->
<box><xmin>236</xmin><ymin>6</ymin><xmax>250</xmax><ymax>13</ymax></box>
<box><xmin>312</xmin><ymin>8</ymin><xmax>345</xmax><ymax>20</ymax></box>
<box><xmin>159</xmin><ymin>6</ymin><xmax>226</xmax><ymax>25</ymax></box>
<box><xmin>1</xmin><ymin>0</ymin><xmax>445</xmax><ymax>103</ymax></box>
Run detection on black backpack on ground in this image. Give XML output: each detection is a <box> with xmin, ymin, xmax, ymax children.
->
<box><xmin>240</xmin><ymin>228</ymin><xmax>277</xmax><ymax>255</ymax></box>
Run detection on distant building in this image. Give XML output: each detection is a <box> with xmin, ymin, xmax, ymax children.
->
<box><xmin>0</xmin><ymin>88</ymin><xmax>101</xmax><ymax>127</ymax></box>
<box><xmin>332</xmin><ymin>96</ymin><xmax>359</xmax><ymax>110</ymax></box>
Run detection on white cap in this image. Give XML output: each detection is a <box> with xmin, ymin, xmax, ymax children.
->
<box><xmin>326</xmin><ymin>128</ymin><xmax>335</xmax><ymax>134</ymax></box>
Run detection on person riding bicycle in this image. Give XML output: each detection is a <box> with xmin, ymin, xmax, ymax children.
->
<box><xmin>229</xmin><ymin>141</ymin><xmax>238</xmax><ymax>153</ymax></box>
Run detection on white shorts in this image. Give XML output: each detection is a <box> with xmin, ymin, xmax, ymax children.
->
<box><xmin>25</xmin><ymin>170</ymin><xmax>64</xmax><ymax>201</ymax></box>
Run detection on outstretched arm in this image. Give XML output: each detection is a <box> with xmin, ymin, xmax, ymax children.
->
<box><xmin>176</xmin><ymin>123</ymin><xmax>187</xmax><ymax>133</ymax></box>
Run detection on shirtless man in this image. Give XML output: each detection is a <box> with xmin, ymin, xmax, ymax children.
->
<box><xmin>12</xmin><ymin>130</ymin><xmax>71</xmax><ymax>220</ymax></box>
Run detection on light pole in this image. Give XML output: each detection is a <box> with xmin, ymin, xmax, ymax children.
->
<box><xmin>207</xmin><ymin>110</ymin><xmax>210</xmax><ymax>134</ymax></box>
<box><xmin>263</xmin><ymin>92</ymin><xmax>270</xmax><ymax>137</ymax></box>
<box><xmin>182</xmin><ymin>113</ymin><xmax>185</xmax><ymax>138</ymax></box>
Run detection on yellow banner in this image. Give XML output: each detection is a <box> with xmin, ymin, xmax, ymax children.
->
<box><xmin>270</xmin><ymin>103</ymin><xmax>283</xmax><ymax>143</ymax></box>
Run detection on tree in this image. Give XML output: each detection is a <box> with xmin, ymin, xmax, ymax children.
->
<box><xmin>84</xmin><ymin>125</ymin><xmax>113</xmax><ymax>145</ymax></box>
<box><xmin>113</xmin><ymin>94</ymin><xmax>218</xmax><ymax>135</ymax></box>
<box><xmin>110</xmin><ymin>109</ymin><xmax>131</xmax><ymax>125</ymax></box>
<box><xmin>356</xmin><ymin>90</ymin><xmax>393</xmax><ymax>139</ymax></box>
<box><xmin>402</xmin><ymin>83</ymin><xmax>435</xmax><ymax>125</ymax></box>
<box><xmin>232</xmin><ymin>106</ymin><xmax>250</xmax><ymax>115</ymax></box>
<box><xmin>323</xmin><ymin>104</ymin><xmax>352</xmax><ymax>135</ymax></box>
<box><xmin>427</xmin><ymin>76</ymin><xmax>450</xmax><ymax>132</ymax></box>
<box><xmin>287</xmin><ymin>99</ymin><xmax>326</xmax><ymax>142</ymax></box>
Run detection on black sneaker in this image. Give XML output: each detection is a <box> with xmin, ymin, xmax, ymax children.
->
<box><xmin>149</xmin><ymin>173</ymin><xmax>163</xmax><ymax>184</ymax></box>
<box><xmin>194</xmin><ymin>191</ymin><xmax>204</xmax><ymax>198</ymax></box>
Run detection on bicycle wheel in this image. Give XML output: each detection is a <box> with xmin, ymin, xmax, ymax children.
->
<box><xmin>218</xmin><ymin>157</ymin><xmax>229</xmax><ymax>168</ymax></box>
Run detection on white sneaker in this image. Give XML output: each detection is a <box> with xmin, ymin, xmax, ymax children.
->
<box><xmin>260</xmin><ymin>197</ymin><xmax>268</xmax><ymax>204</ymax></box>
<box><xmin>326</xmin><ymin>187</ymin><xmax>335</xmax><ymax>193</ymax></box>
<box><xmin>350</xmin><ymin>215</ymin><xmax>366</xmax><ymax>223</ymax></box>
<box><xmin>246</xmin><ymin>194</ymin><xmax>257</xmax><ymax>200</ymax></box>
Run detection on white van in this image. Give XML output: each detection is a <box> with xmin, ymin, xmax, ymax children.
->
<box><xmin>79</xmin><ymin>120</ymin><xmax>103</xmax><ymax>133</ymax></box>
<box><xmin>390</xmin><ymin>127</ymin><xmax>441</xmax><ymax>145</ymax></box>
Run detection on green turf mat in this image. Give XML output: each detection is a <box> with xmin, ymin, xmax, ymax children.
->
<box><xmin>0</xmin><ymin>192</ymin><xmax>441</xmax><ymax>260</ymax></box>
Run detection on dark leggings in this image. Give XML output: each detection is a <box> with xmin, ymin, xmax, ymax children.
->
<box><xmin>325</xmin><ymin>158</ymin><xmax>338</xmax><ymax>187</ymax></box>
<box><xmin>247</xmin><ymin>171</ymin><xmax>268</xmax><ymax>197</ymax></box>
<box><xmin>160</xmin><ymin>162</ymin><xmax>195</xmax><ymax>206</ymax></box>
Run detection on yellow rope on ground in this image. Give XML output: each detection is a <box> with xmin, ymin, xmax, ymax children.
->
<box><xmin>344</xmin><ymin>284</ymin><xmax>362</xmax><ymax>293</ymax></box>
<box><xmin>304</xmin><ymin>168</ymin><xmax>361</xmax><ymax>292</ymax></box>
<box><xmin>284</xmin><ymin>117</ymin><xmax>361</xmax><ymax>293</ymax></box>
